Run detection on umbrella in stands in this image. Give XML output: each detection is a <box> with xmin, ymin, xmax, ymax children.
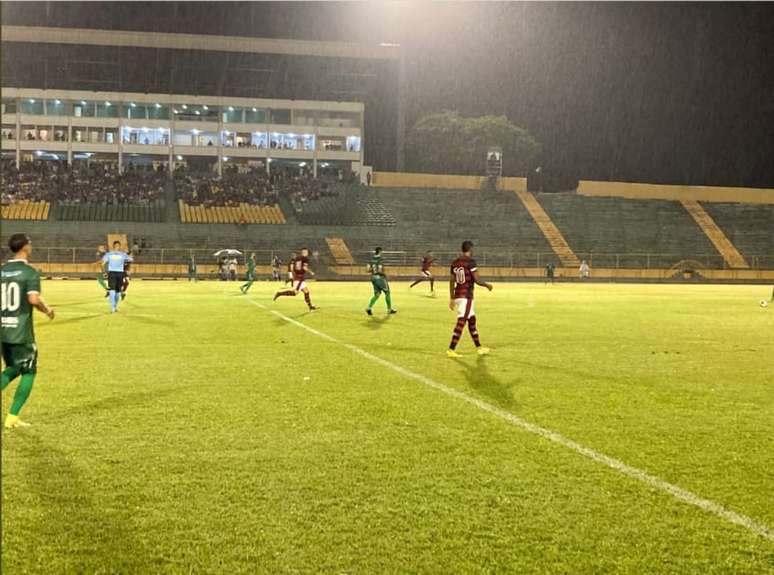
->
<box><xmin>213</xmin><ymin>249</ymin><xmax>242</xmax><ymax>258</ymax></box>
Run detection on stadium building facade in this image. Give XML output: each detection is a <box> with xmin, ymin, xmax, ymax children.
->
<box><xmin>0</xmin><ymin>23</ymin><xmax>403</xmax><ymax>171</ymax></box>
<box><xmin>2</xmin><ymin>87</ymin><xmax>364</xmax><ymax>177</ymax></box>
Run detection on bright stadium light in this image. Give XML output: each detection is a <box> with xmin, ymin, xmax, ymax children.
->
<box><xmin>35</xmin><ymin>150</ymin><xmax>43</xmax><ymax>156</ymax></box>
<box><xmin>155</xmin><ymin>103</ymin><xmax>161</xmax><ymax>108</ymax></box>
<box><xmin>176</xmin><ymin>155</ymin><xmax>183</xmax><ymax>161</ymax></box>
<box><xmin>228</xmin><ymin>106</ymin><xmax>234</xmax><ymax>112</ymax></box>
<box><xmin>203</xmin><ymin>105</ymin><xmax>209</xmax><ymax>110</ymax></box>
<box><xmin>223</xmin><ymin>157</ymin><xmax>229</xmax><ymax>162</ymax></box>
<box><xmin>251</xmin><ymin>107</ymin><xmax>257</xmax><ymax>112</ymax></box>
<box><xmin>173</xmin><ymin>109</ymin><xmax>179</xmax><ymax>114</ymax></box>
<box><xmin>130</xmin><ymin>102</ymin><xmax>136</xmax><ymax>108</ymax></box>
<box><xmin>81</xmin><ymin>100</ymin><xmax>87</xmax><ymax>105</ymax></box>
<box><xmin>299</xmin><ymin>162</ymin><xmax>307</xmax><ymax>167</ymax></box>
<box><xmin>195</xmin><ymin>110</ymin><xmax>200</xmax><ymax>115</ymax></box>
<box><xmin>191</xmin><ymin>129</ymin><xmax>200</xmax><ymax>134</ymax></box>
<box><xmin>29</xmin><ymin>99</ymin><xmax>35</xmax><ymax>103</ymax></box>
<box><xmin>182</xmin><ymin>104</ymin><xmax>188</xmax><ymax>110</ymax></box>
<box><xmin>105</xmin><ymin>101</ymin><xmax>111</xmax><ymax>106</ymax></box>
<box><xmin>54</xmin><ymin>99</ymin><xmax>61</xmax><ymax>105</ymax></box>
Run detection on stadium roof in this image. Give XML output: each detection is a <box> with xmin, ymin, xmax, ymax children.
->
<box><xmin>1</xmin><ymin>25</ymin><xmax>401</xmax><ymax>61</ymax></box>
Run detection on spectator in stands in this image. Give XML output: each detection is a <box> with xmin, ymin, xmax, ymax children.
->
<box><xmin>228</xmin><ymin>258</ymin><xmax>238</xmax><ymax>281</ymax></box>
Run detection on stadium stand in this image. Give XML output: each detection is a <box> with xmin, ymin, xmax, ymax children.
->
<box><xmin>703</xmin><ymin>202</ymin><xmax>774</xmax><ymax>268</ymax></box>
<box><xmin>680</xmin><ymin>200</ymin><xmax>748</xmax><ymax>268</ymax></box>
<box><xmin>534</xmin><ymin>192</ymin><xmax>722</xmax><ymax>268</ymax></box>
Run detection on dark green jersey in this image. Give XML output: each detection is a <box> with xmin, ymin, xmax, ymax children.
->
<box><xmin>247</xmin><ymin>258</ymin><xmax>256</xmax><ymax>273</ymax></box>
<box><xmin>368</xmin><ymin>255</ymin><xmax>386</xmax><ymax>278</ymax></box>
<box><xmin>1</xmin><ymin>260</ymin><xmax>41</xmax><ymax>345</ymax></box>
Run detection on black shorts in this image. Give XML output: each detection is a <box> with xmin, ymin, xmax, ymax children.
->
<box><xmin>108</xmin><ymin>271</ymin><xmax>125</xmax><ymax>291</ymax></box>
<box><xmin>2</xmin><ymin>342</ymin><xmax>38</xmax><ymax>374</ymax></box>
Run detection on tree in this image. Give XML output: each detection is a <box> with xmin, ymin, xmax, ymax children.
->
<box><xmin>406</xmin><ymin>111</ymin><xmax>541</xmax><ymax>176</ymax></box>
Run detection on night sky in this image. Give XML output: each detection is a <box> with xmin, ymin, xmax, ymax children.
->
<box><xmin>3</xmin><ymin>2</ymin><xmax>773</xmax><ymax>188</ymax></box>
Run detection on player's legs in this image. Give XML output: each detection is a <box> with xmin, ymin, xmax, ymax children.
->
<box><xmin>2</xmin><ymin>344</ymin><xmax>37</xmax><ymax>428</ymax></box>
<box><xmin>302</xmin><ymin>286</ymin><xmax>316</xmax><ymax>310</ymax></box>
<box><xmin>367</xmin><ymin>282</ymin><xmax>382</xmax><ymax>314</ymax></box>
<box><xmin>241</xmin><ymin>273</ymin><xmax>255</xmax><ymax>293</ymax></box>
<box><xmin>383</xmin><ymin>282</ymin><xmax>396</xmax><ymax>312</ymax></box>
<box><xmin>107</xmin><ymin>272</ymin><xmax>122</xmax><ymax>312</ymax></box>
<box><xmin>121</xmin><ymin>277</ymin><xmax>129</xmax><ymax>300</ymax></box>
<box><xmin>409</xmin><ymin>275</ymin><xmax>425</xmax><ymax>288</ymax></box>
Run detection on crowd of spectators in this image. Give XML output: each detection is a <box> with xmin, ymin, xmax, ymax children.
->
<box><xmin>174</xmin><ymin>166</ymin><xmax>279</xmax><ymax>207</ymax></box>
<box><xmin>173</xmin><ymin>165</ymin><xmax>349</xmax><ymax>211</ymax></box>
<box><xmin>1</xmin><ymin>160</ymin><xmax>165</xmax><ymax>205</ymax></box>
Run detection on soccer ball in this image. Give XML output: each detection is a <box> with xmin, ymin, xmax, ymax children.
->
<box><xmin>761</xmin><ymin>300</ymin><xmax>770</xmax><ymax>308</ymax></box>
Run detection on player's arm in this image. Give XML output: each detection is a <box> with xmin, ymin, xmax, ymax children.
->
<box><xmin>305</xmin><ymin>262</ymin><xmax>315</xmax><ymax>277</ymax></box>
<box><xmin>449</xmin><ymin>272</ymin><xmax>456</xmax><ymax>310</ymax></box>
<box><xmin>28</xmin><ymin>292</ymin><xmax>55</xmax><ymax>320</ymax></box>
<box><xmin>472</xmin><ymin>269</ymin><xmax>493</xmax><ymax>291</ymax></box>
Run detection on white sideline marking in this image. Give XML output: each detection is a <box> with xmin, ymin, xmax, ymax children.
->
<box><xmin>247</xmin><ymin>299</ymin><xmax>774</xmax><ymax>543</ymax></box>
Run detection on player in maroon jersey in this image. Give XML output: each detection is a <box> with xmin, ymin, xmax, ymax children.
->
<box><xmin>447</xmin><ymin>241</ymin><xmax>492</xmax><ymax>357</ymax></box>
<box><xmin>273</xmin><ymin>248</ymin><xmax>317</xmax><ymax>310</ymax></box>
<box><xmin>409</xmin><ymin>251</ymin><xmax>435</xmax><ymax>294</ymax></box>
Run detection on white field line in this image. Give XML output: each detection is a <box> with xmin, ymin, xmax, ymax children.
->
<box><xmin>246</xmin><ymin>299</ymin><xmax>774</xmax><ymax>544</ymax></box>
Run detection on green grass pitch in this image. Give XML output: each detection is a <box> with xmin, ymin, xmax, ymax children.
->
<box><xmin>2</xmin><ymin>279</ymin><xmax>773</xmax><ymax>574</ymax></box>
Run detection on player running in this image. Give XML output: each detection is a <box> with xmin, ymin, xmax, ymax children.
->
<box><xmin>447</xmin><ymin>240</ymin><xmax>492</xmax><ymax>358</ymax></box>
<box><xmin>409</xmin><ymin>251</ymin><xmax>435</xmax><ymax>294</ymax></box>
<box><xmin>101</xmin><ymin>240</ymin><xmax>133</xmax><ymax>313</ymax></box>
<box><xmin>1</xmin><ymin>233</ymin><xmax>55</xmax><ymax>429</ymax></box>
<box><xmin>240</xmin><ymin>253</ymin><xmax>257</xmax><ymax>294</ymax></box>
<box><xmin>273</xmin><ymin>248</ymin><xmax>317</xmax><ymax>310</ymax></box>
<box><xmin>366</xmin><ymin>247</ymin><xmax>397</xmax><ymax>316</ymax></box>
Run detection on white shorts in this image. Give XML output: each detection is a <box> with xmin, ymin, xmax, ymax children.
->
<box><xmin>454</xmin><ymin>298</ymin><xmax>475</xmax><ymax>319</ymax></box>
<box><xmin>421</xmin><ymin>270</ymin><xmax>433</xmax><ymax>278</ymax></box>
<box><xmin>293</xmin><ymin>280</ymin><xmax>307</xmax><ymax>292</ymax></box>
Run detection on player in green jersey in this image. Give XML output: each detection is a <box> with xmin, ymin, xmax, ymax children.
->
<box><xmin>1</xmin><ymin>233</ymin><xmax>55</xmax><ymax>429</ymax></box>
<box><xmin>240</xmin><ymin>253</ymin><xmax>257</xmax><ymax>294</ymax></box>
<box><xmin>366</xmin><ymin>247</ymin><xmax>397</xmax><ymax>316</ymax></box>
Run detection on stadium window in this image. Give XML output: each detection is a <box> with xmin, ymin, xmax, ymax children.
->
<box><xmin>222</xmin><ymin>131</ymin><xmax>236</xmax><ymax>147</ymax></box>
<box><xmin>319</xmin><ymin>137</ymin><xmax>345</xmax><ymax>151</ymax></box>
<box><xmin>96</xmin><ymin>102</ymin><xmax>118</xmax><ymax>118</ymax></box>
<box><xmin>270</xmin><ymin>109</ymin><xmax>291</xmax><ymax>124</ymax></box>
<box><xmin>87</xmin><ymin>127</ymin><xmax>104</xmax><ymax>143</ymax></box>
<box><xmin>53</xmin><ymin>126</ymin><xmax>68</xmax><ymax>142</ymax></box>
<box><xmin>2</xmin><ymin>99</ymin><xmax>17</xmax><ymax>114</ymax></box>
<box><xmin>294</xmin><ymin>111</ymin><xmax>317</xmax><ymax>126</ymax></box>
<box><xmin>123</xmin><ymin>104</ymin><xmax>148</xmax><ymax>120</ymax></box>
<box><xmin>21</xmin><ymin>125</ymin><xmax>37</xmax><ymax>141</ymax></box>
<box><xmin>1</xmin><ymin>125</ymin><xmax>16</xmax><ymax>140</ymax></box>
<box><xmin>346</xmin><ymin>136</ymin><xmax>361</xmax><ymax>152</ymax></box>
<box><xmin>105</xmin><ymin>128</ymin><xmax>118</xmax><ymax>144</ymax></box>
<box><xmin>223</xmin><ymin>107</ymin><xmax>244</xmax><ymax>124</ymax></box>
<box><xmin>45</xmin><ymin>99</ymin><xmax>70</xmax><ymax>116</ymax></box>
<box><xmin>302</xmin><ymin>134</ymin><xmax>315</xmax><ymax>151</ymax></box>
<box><xmin>251</xmin><ymin>132</ymin><xmax>268</xmax><ymax>149</ymax></box>
<box><xmin>244</xmin><ymin>107</ymin><xmax>266</xmax><ymax>123</ymax></box>
<box><xmin>72</xmin><ymin>128</ymin><xmax>86</xmax><ymax>143</ymax></box>
<box><xmin>148</xmin><ymin>104</ymin><xmax>170</xmax><ymax>120</ymax></box>
<box><xmin>21</xmin><ymin>99</ymin><xmax>44</xmax><ymax>115</ymax></box>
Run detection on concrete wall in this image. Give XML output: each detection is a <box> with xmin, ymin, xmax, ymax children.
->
<box><xmin>578</xmin><ymin>181</ymin><xmax>774</xmax><ymax>204</ymax></box>
<box><xmin>372</xmin><ymin>171</ymin><xmax>527</xmax><ymax>192</ymax></box>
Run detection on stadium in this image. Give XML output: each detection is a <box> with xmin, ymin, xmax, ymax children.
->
<box><xmin>1</xmin><ymin>2</ymin><xmax>773</xmax><ymax>573</ymax></box>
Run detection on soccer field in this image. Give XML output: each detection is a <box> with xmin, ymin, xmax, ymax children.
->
<box><xmin>2</xmin><ymin>279</ymin><xmax>773</xmax><ymax>574</ymax></box>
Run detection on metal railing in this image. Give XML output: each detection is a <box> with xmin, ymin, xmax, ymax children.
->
<box><xmin>27</xmin><ymin>246</ymin><xmax>774</xmax><ymax>273</ymax></box>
